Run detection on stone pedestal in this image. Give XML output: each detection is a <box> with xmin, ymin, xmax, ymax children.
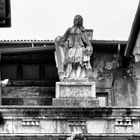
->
<box><xmin>53</xmin><ymin>81</ymin><xmax>99</xmax><ymax>107</ymax></box>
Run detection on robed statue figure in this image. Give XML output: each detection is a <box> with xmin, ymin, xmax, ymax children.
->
<box><xmin>55</xmin><ymin>15</ymin><xmax>93</xmax><ymax>81</ymax></box>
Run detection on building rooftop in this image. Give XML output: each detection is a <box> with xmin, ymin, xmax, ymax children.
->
<box><xmin>0</xmin><ymin>39</ymin><xmax>127</xmax><ymax>54</ymax></box>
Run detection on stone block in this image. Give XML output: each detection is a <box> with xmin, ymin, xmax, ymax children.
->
<box><xmin>53</xmin><ymin>81</ymin><xmax>98</xmax><ymax>107</ymax></box>
<box><xmin>55</xmin><ymin>81</ymin><xmax>96</xmax><ymax>98</ymax></box>
<box><xmin>53</xmin><ymin>97</ymin><xmax>99</xmax><ymax>107</ymax></box>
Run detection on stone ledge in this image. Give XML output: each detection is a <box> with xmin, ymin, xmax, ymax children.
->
<box><xmin>0</xmin><ymin>107</ymin><xmax>140</xmax><ymax>119</ymax></box>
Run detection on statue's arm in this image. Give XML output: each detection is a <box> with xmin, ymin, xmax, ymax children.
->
<box><xmin>61</xmin><ymin>27</ymin><xmax>71</xmax><ymax>42</ymax></box>
<box><xmin>82</xmin><ymin>29</ymin><xmax>92</xmax><ymax>46</ymax></box>
<box><xmin>54</xmin><ymin>27</ymin><xmax>70</xmax><ymax>47</ymax></box>
<box><xmin>82</xmin><ymin>30</ymin><xmax>93</xmax><ymax>56</ymax></box>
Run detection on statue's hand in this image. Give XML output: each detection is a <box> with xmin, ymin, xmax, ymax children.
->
<box><xmin>54</xmin><ymin>36</ymin><xmax>65</xmax><ymax>47</ymax></box>
<box><xmin>85</xmin><ymin>46</ymin><xmax>93</xmax><ymax>56</ymax></box>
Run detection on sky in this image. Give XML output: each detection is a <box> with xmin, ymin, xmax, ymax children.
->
<box><xmin>0</xmin><ymin>0</ymin><xmax>139</xmax><ymax>41</ymax></box>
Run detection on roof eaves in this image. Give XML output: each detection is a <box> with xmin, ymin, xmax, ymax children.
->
<box><xmin>1</xmin><ymin>45</ymin><xmax>55</xmax><ymax>54</ymax></box>
<box><xmin>91</xmin><ymin>40</ymin><xmax>127</xmax><ymax>45</ymax></box>
<box><xmin>124</xmin><ymin>1</ymin><xmax>140</xmax><ymax>57</ymax></box>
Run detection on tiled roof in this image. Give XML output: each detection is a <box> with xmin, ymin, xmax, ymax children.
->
<box><xmin>0</xmin><ymin>39</ymin><xmax>127</xmax><ymax>44</ymax></box>
<box><xmin>0</xmin><ymin>39</ymin><xmax>54</xmax><ymax>43</ymax></box>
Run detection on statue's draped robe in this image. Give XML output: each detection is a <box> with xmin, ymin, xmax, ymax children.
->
<box><xmin>55</xmin><ymin>26</ymin><xmax>93</xmax><ymax>78</ymax></box>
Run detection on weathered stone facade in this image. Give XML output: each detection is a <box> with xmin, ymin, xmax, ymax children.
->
<box><xmin>0</xmin><ymin>39</ymin><xmax>139</xmax><ymax>140</ymax></box>
<box><xmin>0</xmin><ymin>9</ymin><xmax>140</xmax><ymax>138</ymax></box>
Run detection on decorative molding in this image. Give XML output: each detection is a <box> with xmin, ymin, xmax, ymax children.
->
<box><xmin>68</xmin><ymin>120</ymin><xmax>87</xmax><ymax>133</ymax></box>
<box><xmin>115</xmin><ymin>117</ymin><xmax>132</xmax><ymax>126</ymax></box>
<box><xmin>22</xmin><ymin>119</ymin><xmax>40</xmax><ymax>126</ymax></box>
<box><xmin>0</xmin><ymin>107</ymin><xmax>140</xmax><ymax>119</ymax></box>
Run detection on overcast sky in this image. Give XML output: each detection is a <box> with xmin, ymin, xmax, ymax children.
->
<box><xmin>0</xmin><ymin>0</ymin><xmax>139</xmax><ymax>41</ymax></box>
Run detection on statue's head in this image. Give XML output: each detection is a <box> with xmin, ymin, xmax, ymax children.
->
<box><xmin>74</xmin><ymin>15</ymin><xmax>83</xmax><ymax>26</ymax></box>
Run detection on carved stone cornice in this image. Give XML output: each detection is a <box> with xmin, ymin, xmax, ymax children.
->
<box><xmin>0</xmin><ymin>106</ymin><xmax>140</xmax><ymax>120</ymax></box>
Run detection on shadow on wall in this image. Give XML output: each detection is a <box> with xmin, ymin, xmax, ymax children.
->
<box><xmin>113</xmin><ymin>69</ymin><xmax>137</xmax><ymax>106</ymax></box>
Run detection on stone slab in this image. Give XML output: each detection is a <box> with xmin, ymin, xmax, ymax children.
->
<box><xmin>53</xmin><ymin>97</ymin><xmax>99</xmax><ymax>107</ymax></box>
<box><xmin>55</xmin><ymin>82</ymin><xmax>96</xmax><ymax>98</ymax></box>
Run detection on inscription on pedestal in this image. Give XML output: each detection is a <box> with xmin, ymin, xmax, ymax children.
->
<box><xmin>56</xmin><ymin>82</ymin><xmax>96</xmax><ymax>98</ymax></box>
<box><xmin>53</xmin><ymin>81</ymin><xmax>99</xmax><ymax>107</ymax></box>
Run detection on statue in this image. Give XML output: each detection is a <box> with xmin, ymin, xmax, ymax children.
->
<box><xmin>55</xmin><ymin>15</ymin><xmax>93</xmax><ymax>81</ymax></box>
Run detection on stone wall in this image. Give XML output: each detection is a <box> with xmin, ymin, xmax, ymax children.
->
<box><xmin>92</xmin><ymin>50</ymin><xmax>137</xmax><ymax>106</ymax></box>
<box><xmin>1</xmin><ymin>86</ymin><xmax>55</xmax><ymax>105</ymax></box>
<box><xmin>132</xmin><ymin>30</ymin><xmax>140</xmax><ymax>106</ymax></box>
<box><xmin>113</xmin><ymin>69</ymin><xmax>137</xmax><ymax>106</ymax></box>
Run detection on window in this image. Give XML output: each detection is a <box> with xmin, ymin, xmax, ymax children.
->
<box><xmin>22</xmin><ymin>64</ymin><xmax>39</xmax><ymax>80</ymax></box>
<box><xmin>45</xmin><ymin>64</ymin><xmax>58</xmax><ymax>80</ymax></box>
<box><xmin>1</xmin><ymin>64</ymin><xmax>17</xmax><ymax>80</ymax></box>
